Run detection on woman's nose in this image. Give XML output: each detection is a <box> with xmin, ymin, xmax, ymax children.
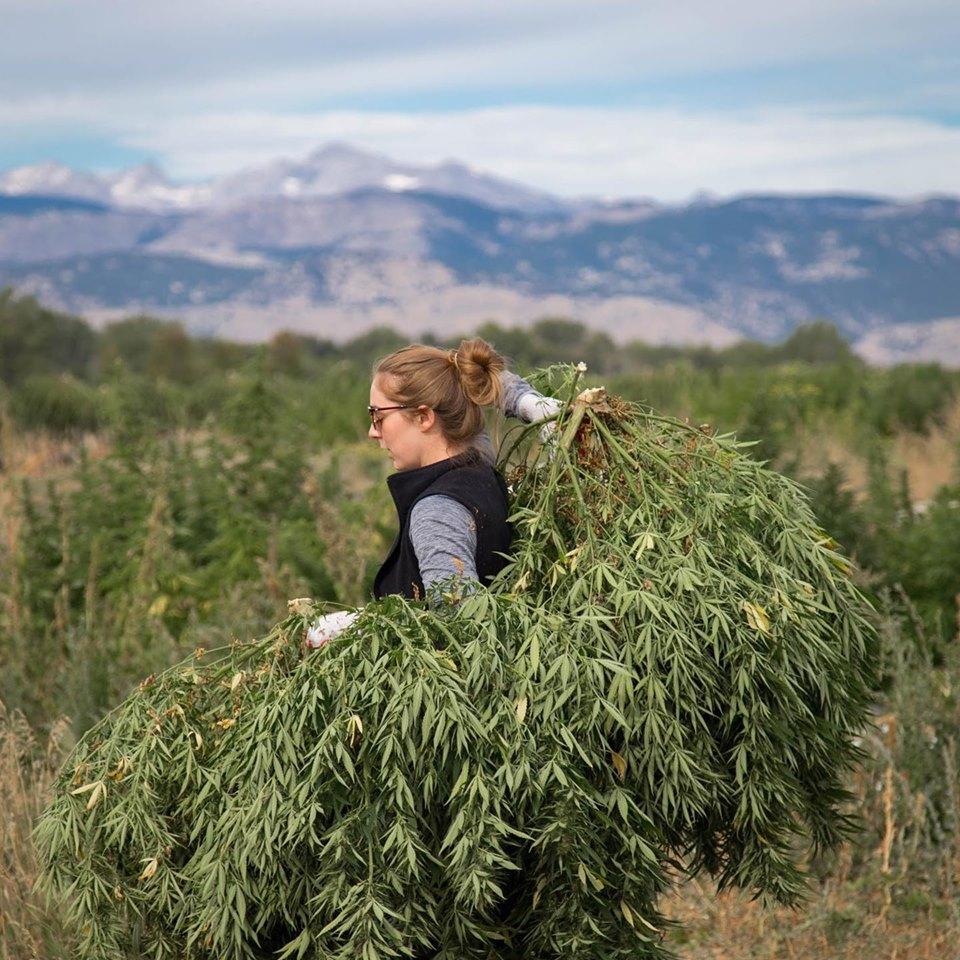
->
<box><xmin>368</xmin><ymin>421</ymin><xmax>379</xmax><ymax>440</ymax></box>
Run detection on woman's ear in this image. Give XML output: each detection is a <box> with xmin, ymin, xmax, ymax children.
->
<box><xmin>416</xmin><ymin>405</ymin><xmax>436</xmax><ymax>432</ymax></box>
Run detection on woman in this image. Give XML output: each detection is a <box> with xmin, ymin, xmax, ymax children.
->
<box><xmin>306</xmin><ymin>337</ymin><xmax>559</xmax><ymax>645</ymax></box>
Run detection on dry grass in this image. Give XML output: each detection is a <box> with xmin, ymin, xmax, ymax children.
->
<box><xmin>791</xmin><ymin>397</ymin><xmax>960</xmax><ymax>503</ymax></box>
<box><xmin>0</xmin><ymin>422</ymin><xmax>109</xmax><ymax>483</ymax></box>
<box><xmin>0</xmin><ymin>705</ymin><xmax>75</xmax><ymax>960</ymax></box>
<box><xmin>890</xmin><ymin>399</ymin><xmax>960</xmax><ymax>501</ymax></box>
<box><xmin>664</xmin><ymin>874</ymin><xmax>959</xmax><ymax>960</ymax></box>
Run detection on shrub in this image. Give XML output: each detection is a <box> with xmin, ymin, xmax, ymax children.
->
<box><xmin>867</xmin><ymin>364</ymin><xmax>957</xmax><ymax>435</ymax></box>
<box><xmin>10</xmin><ymin>374</ymin><xmax>103</xmax><ymax>434</ymax></box>
<box><xmin>0</xmin><ymin>289</ymin><xmax>98</xmax><ymax>386</ymax></box>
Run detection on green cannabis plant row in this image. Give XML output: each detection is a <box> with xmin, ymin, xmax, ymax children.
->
<box><xmin>35</xmin><ymin>366</ymin><xmax>877</xmax><ymax>959</ymax></box>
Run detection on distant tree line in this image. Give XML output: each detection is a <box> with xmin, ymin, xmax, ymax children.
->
<box><xmin>0</xmin><ymin>284</ymin><xmax>929</xmax><ymax>382</ymax></box>
<box><xmin>1</xmin><ymin>286</ymin><xmax>957</xmax><ymax>442</ymax></box>
<box><xmin>0</xmin><ymin>285</ymin><xmax>871</xmax><ymax>387</ymax></box>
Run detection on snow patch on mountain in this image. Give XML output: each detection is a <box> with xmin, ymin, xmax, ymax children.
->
<box><xmin>383</xmin><ymin>174</ymin><xmax>420</xmax><ymax>192</ymax></box>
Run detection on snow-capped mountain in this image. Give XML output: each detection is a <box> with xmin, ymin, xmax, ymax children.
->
<box><xmin>107</xmin><ymin>162</ymin><xmax>211</xmax><ymax>211</ymax></box>
<box><xmin>0</xmin><ymin>160</ymin><xmax>209</xmax><ymax>212</ymax></box>
<box><xmin>0</xmin><ymin>144</ymin><xmax>564</xmax><ymax>214</ymax></box>
<box><xmin>0</xmin><ymin>161</ymin><xmax>112</xmax><ymax>205</ymax></box>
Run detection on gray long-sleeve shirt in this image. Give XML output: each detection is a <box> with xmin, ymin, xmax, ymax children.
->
<box><xmin>410</xmin><ymin>370</ymin><xmax>544</xmax><ymax>600</ymax></box>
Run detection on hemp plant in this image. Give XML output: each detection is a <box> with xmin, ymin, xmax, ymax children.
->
<box><xmin>35</xmin><ymin>365</ymin><xmax>877</xmax><ymax>959</ymax></box>
<box><xmin>497</xmin><ymin>369</ymin><xmax>877</xmax><ymax>911</ymax></box>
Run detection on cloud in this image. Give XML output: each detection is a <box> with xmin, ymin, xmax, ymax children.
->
<box><xmin>2</xmin><ymin>75</ymin><xmax>960</xmax><ymax>199</ymax></box>
<box><xmin>1</xmin><ymin>2</ymin><xmax>958</xmax><ymax>199</ymax></box>
<box><xmin>1</xmin><ymin>0</ymin><xmax>956</xmax><ymax>104</ymax></box>
<box><xmin>107</xmin><ymin>105</ymin><xmax>960</xmax><ymax>200</ymax></box>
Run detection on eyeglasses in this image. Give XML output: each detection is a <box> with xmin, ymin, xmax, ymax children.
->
<box><xmin>368</xmin><ymin>404</ymin><xmax>412</xmax><ymax>428</ymax></box>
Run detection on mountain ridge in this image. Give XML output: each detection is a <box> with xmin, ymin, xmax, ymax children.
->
<box><xmin>0</xmin><ymin>144</ymin><xmax>567</xmax><ymax>214</ymax></box>
<box><xmin>2</xmin><ymin>145</ymin><xmax>959</xmax><ymax>362</ymax></box>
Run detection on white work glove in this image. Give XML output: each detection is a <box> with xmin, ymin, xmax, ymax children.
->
<box><xmin>517</xmin><ymin>392</ymin><xmax>563</xmax><ymax>444</ymax></box>
<box><xmin>304</xmin><ymin>610</ymin><xmax>359</xmax><ymax>648</ymax></box>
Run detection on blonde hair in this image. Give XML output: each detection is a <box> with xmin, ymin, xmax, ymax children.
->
<box><xmin>373</xmin><ymin>338</ymin><xmax>505</xmax><ymax>445</ymax></box>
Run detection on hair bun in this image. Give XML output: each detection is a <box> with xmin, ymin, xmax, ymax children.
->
<box><xmin>454</xmin><ymin>338</ymin><xmax>505</xmax><ymax>407</ymax></box>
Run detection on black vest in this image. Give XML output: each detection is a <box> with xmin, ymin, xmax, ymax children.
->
<box><xmin>373</xmin><ymin>451</ymin><xmax>513</xmax><ymax>600</ymax></box>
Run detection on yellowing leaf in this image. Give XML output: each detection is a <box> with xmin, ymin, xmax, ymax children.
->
<box><xmin>577</xmin><ymin>862</ymin><xmax>587</xmax><ymax>886</ymax></box>
<box><xmin>346</xmin><ymin>713</ymin><xmax>364</xmax><ymax>748</ymax></box>
<box><xmin>215</xmin><ymin>717</ymin><xmax>235</xmax><ymax>730</ymax></box>
<box><xmin>70</xmin><ymin>762</ymin><xmax>90</xmax><ymax>787</ymax></box>
<box><xmin>741</xmin><ymin>601</ymin><xmax>770</xmax><ymax>634</ymax></box>
<box><xmin>106</xmin><ymin>757</ymin><xmax>132</xmax><ymax>781</ymax></box>
<box><xmin>86</xmin><ymin>781</ymin><xmax>105</xmax><ymax>811</ymax></box>
<box><xmin>230</xmin><ymin>672</ymin><xmax>244</xmax><ymax>692</ymax></box>
<box><xmin>139</xmin><ymin>858</ymin><xmax>159</xmax><ymax>881</ymax></box>
<box><xmin>436</xmin><ymin>652</ymin><xmax>459</xmax><ymax>672</ymax></box>
<box><xmin>611</xmin><ymin>751</ymin><xmax>627</xmax><ymax>781</ymax></box>
<box><xmin>620</xmin><ymin>899</ymin><xmax>635</xmax><ymax>927</ymax></box>
<box><xmin>634</xmin><ymin>532</ymin><xmax>655</xmax><ymax>558</ymax></box>
<box><xmin>828</xmin><ymin>553</ymin><xmax>851</xmax><ymax>573</ymax></box>
<box><xmin>532</xmin><ymin>879</ymin><xmax>545</xmax><ymax>909</ymax></box>
<box><xmin>515</xmin><ymin>696</ymin><xmax>528</xmax><ymax>724</ymax></box>
<box><xmin>70</xmin><ymin>781</ymin><xmax>99</xmax><ymax>796</ymax></box>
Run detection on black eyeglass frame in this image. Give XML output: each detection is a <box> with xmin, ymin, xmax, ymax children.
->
<box><xmin>367</xmin><ymin>403</ymin><xmax>413</xmax><ymax>426</ymax></box>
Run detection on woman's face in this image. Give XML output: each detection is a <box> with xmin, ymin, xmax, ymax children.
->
<box><xmin>368</xmin><ymin>375</ymin><xmax>428</xmax><ymax>471</ymax></box>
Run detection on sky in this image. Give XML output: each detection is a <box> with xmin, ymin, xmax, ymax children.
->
<box><xmin>2</xmin><ymin>0</ymin><xmax>959</xmax><ymax>201</ymax></box>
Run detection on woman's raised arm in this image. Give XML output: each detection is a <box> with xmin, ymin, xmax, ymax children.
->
<box><xmin>474</xmin><ymin>369</ymin><xmax>563</xmax><ymax>463</ymax></box>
